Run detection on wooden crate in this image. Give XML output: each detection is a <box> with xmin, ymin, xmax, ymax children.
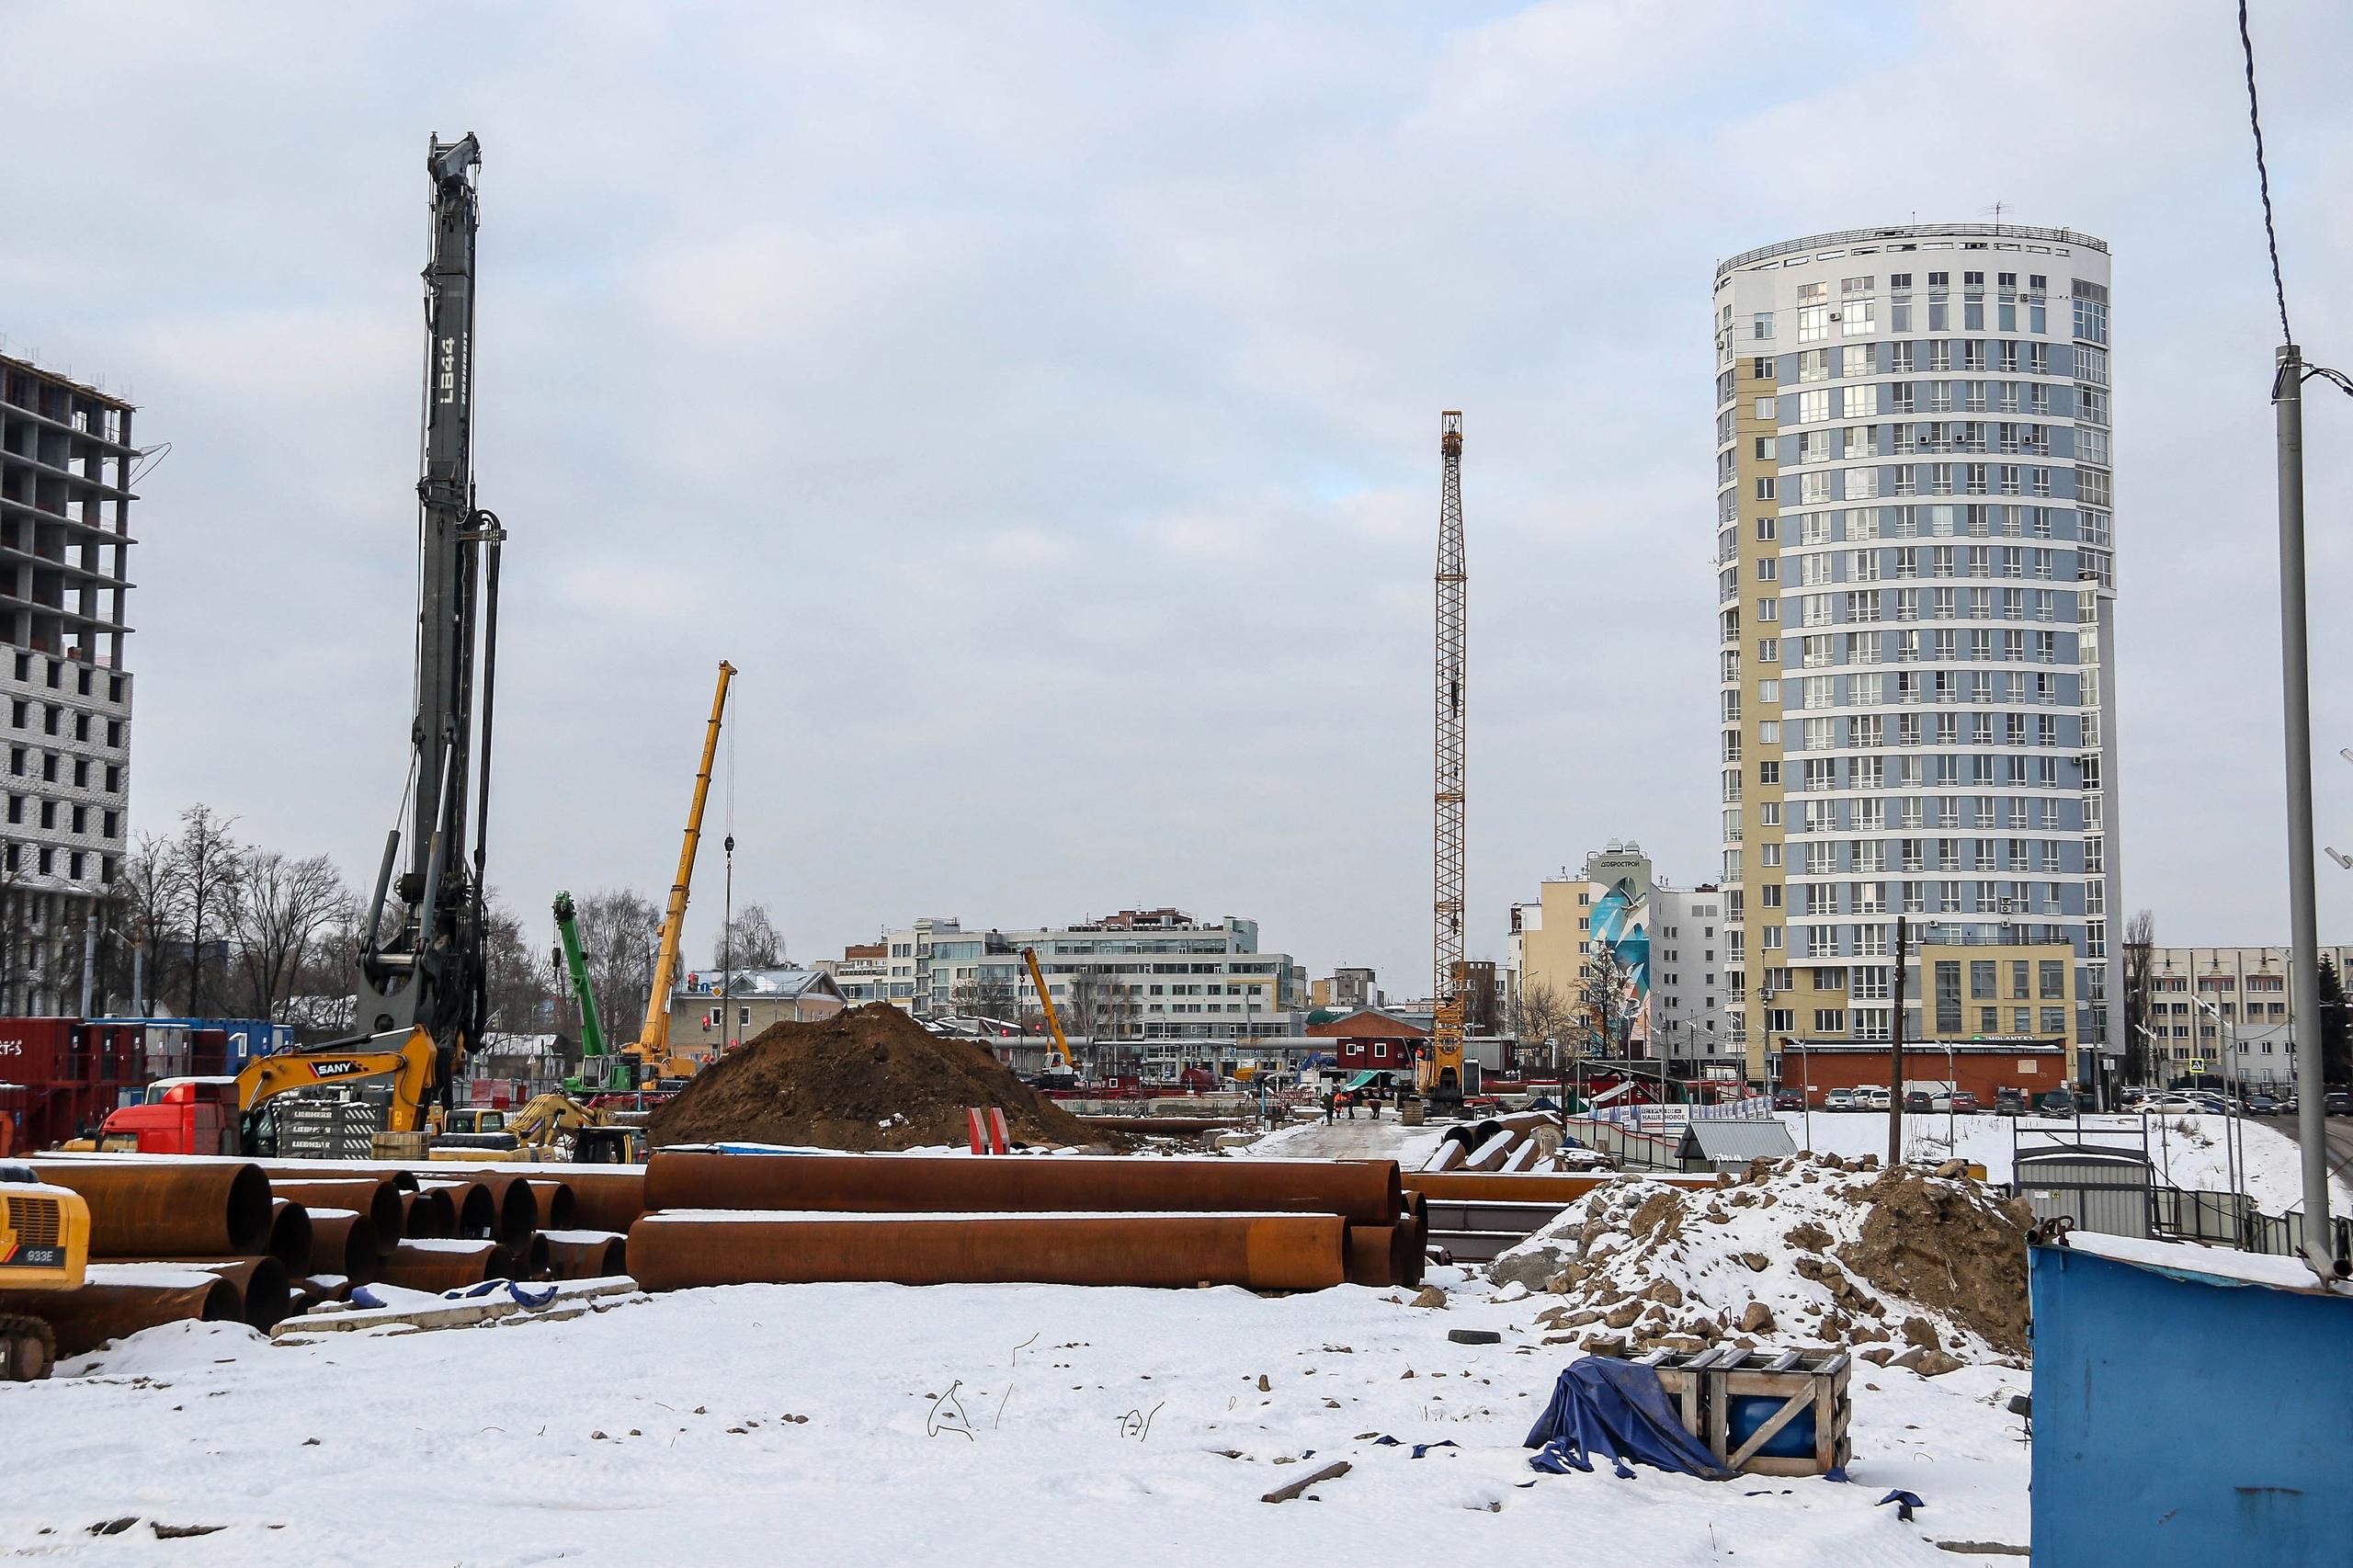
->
<box><xmin>1640</xmin><ymin>1345</ymin><xmax>1852</xmax><ymax>1477</ymax></box>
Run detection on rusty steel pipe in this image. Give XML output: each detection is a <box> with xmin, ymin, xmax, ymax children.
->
<box><xmin>417</xmin><ymin>1180</ymin><xmax>501</xmax><ymax>1240</ymax></box>
<box><xmin>266</xmin><ymin>1199</ymin><xmax>314</xmax><ymax>1276</ymax></box>
<box><xmin>27</xmin><ymin>1160</ymin><xmax>271</xmax><ymax>1257</ymax></box>
<box><xmin>1500</xmin><ymin>1141</ymin><xmax>1544</xmax><ymax>1174</ymax></box>
<box><xmin>0</xmin><ymin>1272</ymin><xmax>241</xmax><ymax>1358</ymax></box>
<box><xmin>462</xmin><ymin>1171</ymin><xmax>542</xmax><ymax>1244</ymax></box>
<box><xmin>1461</xmin><ymin>1130</ymin><xmax>1520</xmax><ymax>1173</ymax></box>
<box><xmin>1400</xmin><ymin>1190</ymin><xmax>1429</xmax><ymax>1288</ymax></box>
<box><xmin>644</xmin><ymin>1153</ymin><xmax>1403</xmax><ymax>1228</ymax></box>
<box><xmin>376</xmin><ymin>1239</ymin><xmax>502</xmax><ymax>1291</ymax></box>
<box><xmin>1405</xmin><ymin>1171</ymin><xmax>1715</xmax><ymax>1205</ymax></box>
<box><xmin>524</xmin><ymin>1179</ymin><xmax>577</xmax><ymax>1230</ymax></box>
<box><xmin>290</xmin><ymin>1275</ymin><xmax>353</xmax><ymax>1312</ymax></box>
<box><xmin>628</xmin><ymin>1211</ymin><xmax>1346</xmax><ymax>1292</ymax></box>
<box><xmin>542</xmin><ymin>1232</ymin><xmax>627</xmax><ymax>1280</ymax></box>
<box><xmin>268</xmin><ymin>1179</ymin><xmax>405</xmax><ymax>1247</ymax></box>
<box><xmin>492</xmin><ymin>1233</ymin><xmax>550</xmax><ymax>1281</ymax></box>
<box><xmin>142</xmin><ymin>1256</ymin><xmax>291</xmax><ymax>1333</ymax></box>
<box><xmin>1345</xmin><ymin>1225</ymin><xmax>1398</xmax><ymax>1287</ymax></box>
<box><xmin>552</xmin><ymin>1167</ymin><xmax>648</xmax><ymax>1234</ymax></box>
<box><xmin>301</xmin><ymin>1209</ymin><xmax>381</xmax><ymax>1287</ymax></box>
<box><xmin>399</xmin><ymin>1187</ymin><xmax>458</xmax><ymax>1242</ymax></box>
<box><xmin>1423</xmin><ymin>1140</ymin><xmax>1467</xmax><ymax>1173</ymax></box>
<box><xmin>255</xmin><ymin>1160</ymin><xmax>419</xmax><ymax>1192</ymax></box>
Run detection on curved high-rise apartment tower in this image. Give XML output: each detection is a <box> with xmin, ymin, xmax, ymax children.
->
<box><xmin>1711</xmin><ymin>224</ymin><xmax>2121</xmax><ymax>1093</ymax></box>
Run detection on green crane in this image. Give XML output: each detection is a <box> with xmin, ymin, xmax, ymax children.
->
<box><xmin>554</xmin><ymin>891</ymin><xmax>627</xmax><ymax>1093</ymax></box>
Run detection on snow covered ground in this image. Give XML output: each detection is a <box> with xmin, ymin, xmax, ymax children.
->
<box><xmin>1243</xmin><ymin>1115</ymin><xmax>1444</xmax><ymax>1166</ymax></box>
<box><xmin>1773</xmin><ymin>1109</ymin><xmax>2353</xmax><ymax>1216</ymax></box>
<box><xmin>6</xmin><ymin>1267</ymin><xmax>2029</xmax><ymax>1565</ymax></box>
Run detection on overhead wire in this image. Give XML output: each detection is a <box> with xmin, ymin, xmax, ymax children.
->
<box><xmin>2238</xmin><ymin>0</ymin><xmax>2351</xmax><ymax>399</ymax></box>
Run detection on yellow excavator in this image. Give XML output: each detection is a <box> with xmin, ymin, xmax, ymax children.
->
<box><xmin>1022</xmin><ymin>947</ymin><xmax>1076</xmax><ymax>1076</ymax></box>
<box><xmin>0</xmin><ymin>1165</ymin><xmax>93</xmax><ymax>1381</ymax></box>
<box><xmin>95</xmin><ymin>1030</ymin><xmax>443</xmax><ymax>1155</ymax></box>
<box><xmin>621</xmin><ymin>660</ymin><xmax>735</xmax><ymax>1085</ymax></box>
<box><xmin>433</xmin><ymin>1092</ymin><xmax>611</xmax><ymax>1161</ymax></box>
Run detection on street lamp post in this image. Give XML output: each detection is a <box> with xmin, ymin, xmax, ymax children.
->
<box><xmin>2188</xmin><ymin>991</ymin><xmax>2245</xmax><ymax>1226</ymax></box>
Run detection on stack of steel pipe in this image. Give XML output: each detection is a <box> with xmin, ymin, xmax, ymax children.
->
<box><xmin>626</xmin><ymin>1153</ymin><xmax>1423</xmax><ymax>1292</ymax></box>
<box><xmin>13</xmin><ymin>1156</ymin><xmax>604</xmax><ymax>1347</ymax></box>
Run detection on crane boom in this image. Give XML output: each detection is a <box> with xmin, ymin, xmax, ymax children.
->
<box><xmin>552</xmin><ymin>892</ymin><xmax>618</xmax><ymax>1091</ymax></box>
<box><xmin>632</xmin><ymin>660</ymin><xmax>736</xmax><ymax>1067</ymax></box>
<box><xmin>347</xmin><ymin>132</ymin><xmax>505</xmax><ymax>1116</ymax></box>
<box><xmin>1423</xmin><ymin>410</ymin><xmax>1467</xmax><ymax>1110</ymax></box>
<box><xmin>1022</xmin><ymin>947</ymin><xmax>1074</xmax><ymax>1068</ymax></box>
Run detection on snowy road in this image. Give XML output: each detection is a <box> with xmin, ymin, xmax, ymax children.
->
<box><xmin>6</xmin><ymin>1272</ymin><xmax>2030</xmax><ymax>1566</ymax></box>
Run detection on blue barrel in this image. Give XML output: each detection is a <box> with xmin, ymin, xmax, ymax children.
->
<box><xmin>1725</xmin><ymin>1393</ymin><xmax>1816</xmax><ymax>1460</ymax></box>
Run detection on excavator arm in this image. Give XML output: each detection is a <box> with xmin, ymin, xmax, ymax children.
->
<box><xmin>235</xmin><ymin>1028</ymin><xmax>441</xmax><ymax>1133</ymax></box>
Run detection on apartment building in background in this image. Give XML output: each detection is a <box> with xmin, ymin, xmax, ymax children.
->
<box><xmin>2137</xmin><ymin>945</ymin><xmax>2353</xmax><ymax>1089</ymax></box>
<box><xmin>1508</xmin><ymin>841</ymin><xmax>1733</xmax><ymax>1074</ymax></box>
<box><xmin>0</xmin><ymin>354</ymin><xmax>138</xmax><ymax>1015</ymax></box>
<box><xmin>877</xmin><ymin>909</ymin><xmax>1306</xmax><ymax>1042</ymax></box>
<box><xmin>1712</xmin><ymin>224</ymin><xmax>2123</xmax><ymax>1086</ymax></box>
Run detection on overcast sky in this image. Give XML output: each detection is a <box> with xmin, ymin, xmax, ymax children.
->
<box><xmin>6</xmin><ymin>1</ymin><xmax>2352</xmax><ymax>991</ymax></box>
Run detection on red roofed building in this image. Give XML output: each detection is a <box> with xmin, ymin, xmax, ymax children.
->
<box><xmin>1307</xmin><ymin>1009</ymin><xmax>1427</xmax><ymax>1074</ymax></box>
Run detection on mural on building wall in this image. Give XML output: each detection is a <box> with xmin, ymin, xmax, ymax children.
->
<box><xmin>1588</xmin><ymin>878</ymin><xmax>1651</xmax><ymax>1052</ymax></box>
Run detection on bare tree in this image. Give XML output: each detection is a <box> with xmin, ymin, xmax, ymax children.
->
<box><xmin>951</xmin><ymin>977</ymin><xmax>1021</xmax><ymax>1024</ymax></box>
<box><xmin>577</xmin><ymin>887</ymin><xmax>661</xmax><ymax>1046</ymax></box>
<box><xmin>168</xmin><ymin>805</ymin><xmax>242</xmax><ymax>1016</ymax></box>
<box><xmin>710</xmin><ymin>902</ymin><xmax>784</xmax><ymax>970</ymax></box>
<box><xmin>2122</xmin><ymin>908</ymin><xmax>2157</xmax><ymax>1085</ymax></box>
<box><xmin>225</xmin><ymin>850</ymin><xmax>347</xmax><ymax>1021</ymax></box>
<box><xmin>119</xmin><ymin>832</ymin><xmax>179</xmax><ymax>1016</ymax></box>
<box><xmin>1580</xmin><ymin>945</ymin><xmax>1632</xmax><ymax>1059</ymax></box>
<box><xmin>479</xmin><ymin>892</ymin><xmax>560</xmax><ymax>1041</ymax></box>
<box><xmin>1517</xmin><ymin>979</ymin><xmax>1571</xmax><ymax>1061</ymax></box>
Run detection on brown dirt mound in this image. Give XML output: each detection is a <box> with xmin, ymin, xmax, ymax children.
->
<box><xmin>1843</xmin><ymin>1166</ymin><xmax>2033</xmax><ymax>1356</ymax></box>
<box><xmin>644</xmin><ymin>1005</ymin><xmax>1102</xmax><ymax>1152</ymax></box>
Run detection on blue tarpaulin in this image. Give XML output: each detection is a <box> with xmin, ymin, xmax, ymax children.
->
<box><xmin>1523</xmin><ymin>1358</ymin><xmax>1734</xmax><ymax>1482</ymax></box>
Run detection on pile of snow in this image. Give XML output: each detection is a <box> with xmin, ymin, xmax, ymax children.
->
<box><xmin>1489</xmin><ymin>1153</ymin><xmax>2032</xmax><ymax>1374</ymax></box>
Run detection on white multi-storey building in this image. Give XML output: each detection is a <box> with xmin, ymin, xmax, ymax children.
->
<box><xmin>1712</xmin><ymin>224</ymin><xmax>2123</xmax><ymax>1085</ymax></box>
<box><xmin>877</xmin><ymin>908</ymin><xmax>1306</xmax><ymax>1044</ymax></box>
<box><xmin>2137</xmin><ymin>945</ymin><xmax>2353</xmax><ymax>1090</ymax></box>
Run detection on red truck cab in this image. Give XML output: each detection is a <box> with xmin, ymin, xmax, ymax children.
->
<box><xmin>97</xmin><ymin>1076</ymin><xmax>241</xmax><ymax>1155</ymax></box>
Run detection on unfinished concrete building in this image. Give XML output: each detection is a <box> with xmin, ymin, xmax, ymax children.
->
<box><xmin>0</xmin><ymin>353</ymin><xmax>136</xmax><ymax>1014</ymax></box>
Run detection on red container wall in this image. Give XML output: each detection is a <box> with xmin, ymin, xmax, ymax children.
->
<box><xmin>0</xmin><ymin>1018</ymin><xmax>78</xmax><ymax>1083</ymax></box>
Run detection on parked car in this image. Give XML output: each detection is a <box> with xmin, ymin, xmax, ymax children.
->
<box><xmin>2325</xmin><ymin>1090</ymin><xmax>2352</xmax><ymax>1118</ymax></box>
<box><xmin>2245</xmin><ymin>1093</ymin><xmax>2283</xmax><ymax>1117</ymax></box>
<box><xmin>2140</xmin><ymin>1094</ymin><xmax>2207</xmax><ymax>1115</ymax></box>
<box><xmin>1904</xmin><ymin>1090</ymin><xmax>1935</xmax><ymax>1113</ymax></box>
<box><xmin>1773</xmin><ymin>1088</ymin><xmax>1806</xmax><ymax>1111</ymax></box>
<box><xmin>1824</xmin><ymin>1088</ymin><xmax>1859</xmax><ymax>1112</ymax></box>
<box><xmin>1993</xmin><ymin>1086</ymin><xmax>2028</xmax><ymax>1116</ymax></box>
<box><xmin>2036</xmin><ymin>1089</ymin><xmax>2078</xmax><ymax>1117</ymax></box>
<box><xmin>1949</xmin><ymin>1091</ymin><xmax>1980</xmax><ymax>1113</ymax></box>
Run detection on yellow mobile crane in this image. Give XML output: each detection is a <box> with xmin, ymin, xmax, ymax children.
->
<box><xmin>1022</xmin><ymin>947</ymin><xmax>1075</xmax><ymax>1073</ymax></box>
<box><xmin>621</xmin><ymin>661</ymin><xmax>736</xmax><ymax>1085</ymax></box>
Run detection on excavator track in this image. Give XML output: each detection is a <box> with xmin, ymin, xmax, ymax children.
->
<box><xmin>0</xmin><ymin>1312</ymin><xmax>58</xmax><ymax>1381</ymax></box>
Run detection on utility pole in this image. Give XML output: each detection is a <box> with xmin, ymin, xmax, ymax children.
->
<box><xmin>1428</xmin><ymin>411</ymin><xmax>1469</xmax><ymax>1111</ymax></box>
<box><xmin>2272</xmin><ymin>343</ymin><xmax>2337</xmax><ymax>1276</ymax></box>
<box><xmin>1889</xmin><ymin>916</ymin><xmax>1908</xmax><ymax>1168</ymax></box>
